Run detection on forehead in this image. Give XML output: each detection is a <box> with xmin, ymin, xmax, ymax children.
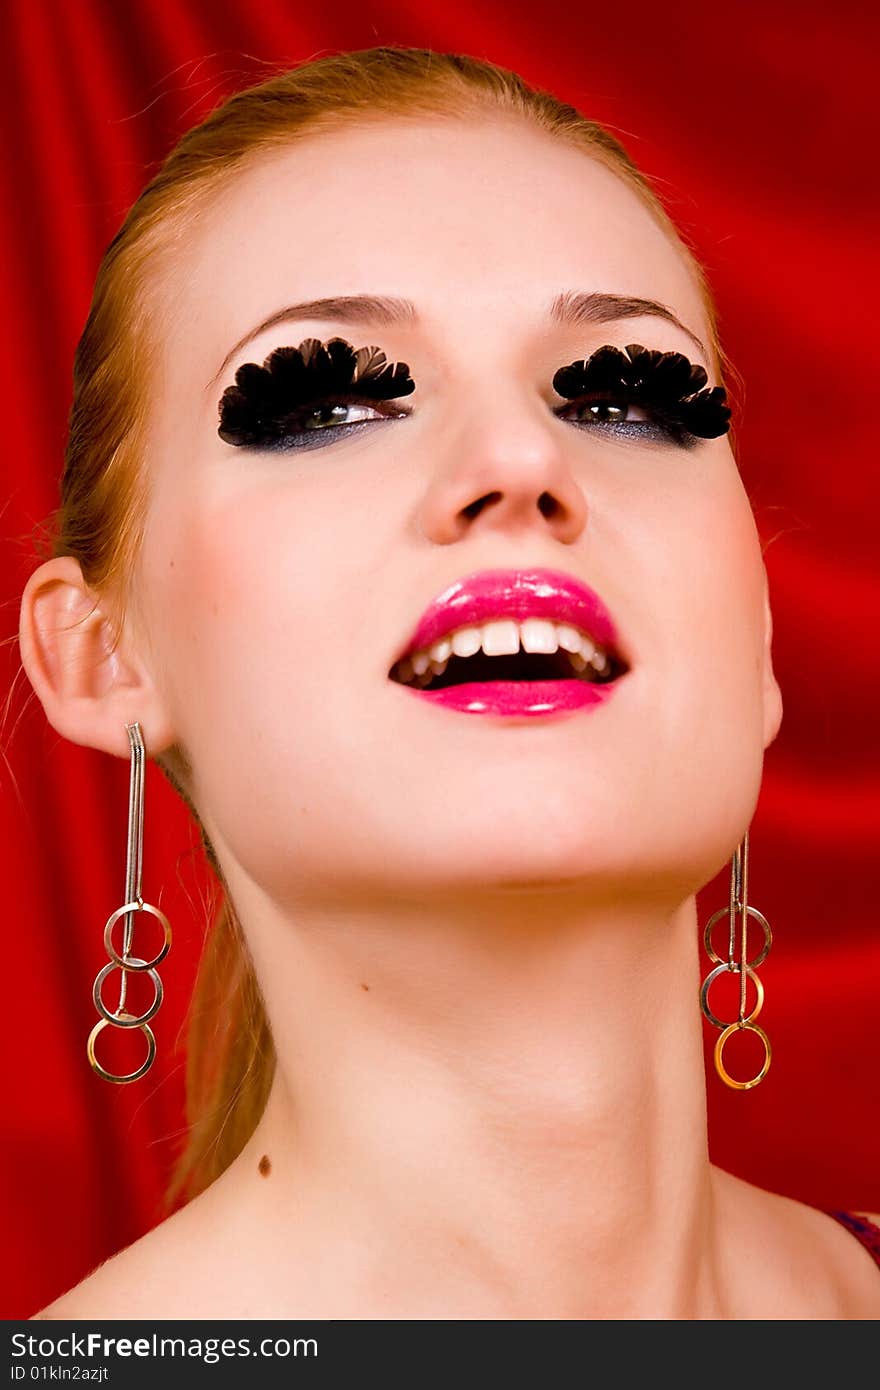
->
<box><xmin>163</xmin><ymin>116</ymin><xmax>708</xmax><ymax>378</ymax></box>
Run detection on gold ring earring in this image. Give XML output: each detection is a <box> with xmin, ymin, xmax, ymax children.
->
<box><xmin>86</xmin><ymin>721</ymin><xmax>172</xmax><ymax>1083</ymax></box>
<box><xmin>699</xmin><ymin>829</ymin><xmax>772</xmax><ymax>1090</ymax></box>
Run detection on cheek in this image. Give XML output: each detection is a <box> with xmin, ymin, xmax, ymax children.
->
<box><xmin>644</xmin><ymin>461</ymin><xmax>768</xmax><ymax>827</ymax></box>
<box><xmin>681</xmin><ymin>479</ymin><xmax>766</xmax><ymax>695</ymax></box>
<box><xmin>141</xmin><ymin>471</ymin><xmax>396</xmax><ymax>875</ymax></box>
<box><xmin>153</xmin><ymin>467</ymin><xmax>364</xmax><ymax>667</ymax></box>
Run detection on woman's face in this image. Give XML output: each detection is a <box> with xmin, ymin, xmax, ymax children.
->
<box><xmin>134</xmin><ymin>116</ymin><xmax>782</xmax><ymax>909</ymax></box>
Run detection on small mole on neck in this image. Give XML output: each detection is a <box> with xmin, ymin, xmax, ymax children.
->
<box><xmin>360</xmin><ymin>982</ymin><xmax>370</xmax><ymax>991</ymax></box>
<box><xmin>258</xmin><ymin>1153</ymin><xmax>271</xmax><ymax>1177</ymax></box>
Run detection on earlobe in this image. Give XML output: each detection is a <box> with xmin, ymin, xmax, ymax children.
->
<box><xmin>761</xmin><ymin>577</ymin><xmax>784</xmax><ymax>750</ymax></box>
<box><xmin>18</xmin><ymin>556</ymin><xmax>176</xmax><ymax>760</ymax></box>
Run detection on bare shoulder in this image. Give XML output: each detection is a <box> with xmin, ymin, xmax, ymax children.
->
<box><xmin>31</xmin><ymin>1187</ymin><xmax>227</xmax><ymax>1321</ymax></box>
<box><xmin>714</xmin><ymin>1168</ymin><xmax>880</xmax><ymax>1319</ymax></box>
<box><xmin>30</xmin><ymin>1144</ymin><xmax>314</xmax><ymax>1320</ymax></box>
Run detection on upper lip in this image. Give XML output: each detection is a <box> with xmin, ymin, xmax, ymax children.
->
<box><xmin>390</xmin><ymin>567</ymin><xmax>627</xmax><ymax>670</ymax></box>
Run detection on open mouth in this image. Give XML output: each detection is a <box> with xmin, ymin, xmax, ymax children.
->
<box><xmin>387</xmin><ymin>571</ymin><xmax>631</xmax><ymax>714</ymax></box>
<box><xmin>389</xmin><ymin>637</ymin><xmax>629</xmax><ymax>693</ymax></box>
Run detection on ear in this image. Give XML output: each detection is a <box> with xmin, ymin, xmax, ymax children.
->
<box><xmin>18</xmin><ymin>556</ymin><xmax>177</xmax><ymax>761</ymax></box>
<box><xmin>761</xmin><ymin>569</ymin><xmax>783</xmax><ymax>749</ymax></box>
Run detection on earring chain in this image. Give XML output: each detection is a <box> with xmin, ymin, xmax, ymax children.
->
<box><xmin>86</xmin><ymin>722</ymin><xmax>172</xmax><ymax>1084</ymax></box>
<box><xmin>700</xmin><ymin>830</ymin><xmax>773</xmax><ymax>1090</ymax></box>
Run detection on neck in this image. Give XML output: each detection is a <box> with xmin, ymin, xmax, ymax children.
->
<box><xmin>215</xmin><ymin>878</ymin><xmax>727</xmax><ymax>1318</ymax></box>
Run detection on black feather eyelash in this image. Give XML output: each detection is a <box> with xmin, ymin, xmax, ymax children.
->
<box><xmin>217</xmin><ymin>336</ymin><xmax>729</xmax><ymax>451</ymax></box>
<box><xmin>218</xmin><ymin>336</ymin><xmax>416</xmax><ymax>446</ymax></box>
<box><xmin>552</xmin><ymin>343</ymin><xmax>731</xmax><ymax>440</ymax></box>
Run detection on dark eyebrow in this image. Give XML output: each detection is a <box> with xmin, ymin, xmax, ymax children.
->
<box><xmin>208</xmin><ymin>290</ymin><xmax>706</xmax><ymax>391</ymax></box>
<box><xmin>548</xmin><ymin>291</ymin><xmax>707</xmax><ymax>358</ymax></box>
<box><xmin>208</xmin><ymin>295</ymin><xmax>416</xmax><ymax>391</ymax></box>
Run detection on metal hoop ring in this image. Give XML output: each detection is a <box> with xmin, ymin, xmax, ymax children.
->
<box><xmin>93</xmin><ymin>960</ymin><xmax>163</xmax><ymax>1027</ymax></box>
<box><xmin>87</xmin><ymin>1017</ymin><xmax>157</xmax><ymax>1084</ymax></box>
<box><xmin>104</xmin><ymin>899</ymin><xmax>172</xmax><ymax>972</ymax></box>
<box><xmin>700</xmin><ymin>962</ymin><xmax>764</xmax><ymax>1029</ymax></box>
<box><xmin>703</xmin><ymin>904</ymin><xmax>772</xmax><ymax>969</ymax></box>
<box><xmin>714</xmin><ymin>1021</ymin><xmax>772</xmax><ymax>1090</ymax></box>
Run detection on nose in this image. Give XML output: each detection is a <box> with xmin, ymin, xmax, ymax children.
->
<box><xmin>415</xmin><ymin>386</ymin><xmax>589</xmax><ymax>546</ymax></box>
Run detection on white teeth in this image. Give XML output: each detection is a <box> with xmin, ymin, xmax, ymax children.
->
<box><xmin>555</xmin><ymin>624</ymin><xmax>583</xmax><ymax>654</ymax></box>
<box><xmin>520</xmin><ymin>618</ymin><xmax>559</xmax><ymax>654</ymax></box>
<box><xmin>428</xmin><ymin>635</ymin><xmax>452</xmax><ymax>662</ymax></box>
<box><xmin>480</xmin><ymin>619</ymin><xmax>520</xmax><ymax>656</ymax></box>
<box><xmin>397</xmin><ymin>617</ymin><xmax>617</xmax><ymax>685</ymax></box>
<box><xmin>450</xmin><ymin>627</ymin><xmax>482</xmax><ymax>658</ymax></box>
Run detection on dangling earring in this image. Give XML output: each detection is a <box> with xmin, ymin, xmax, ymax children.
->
<box><xmin>86</xmin><ymin>721</ymin><xmax>172</xmax><ymax>1084</ymax></box>
<box><xmin>699</xmin><ymin>829</ymin><xmax>772</xmax><ymax>1090</ymax></box>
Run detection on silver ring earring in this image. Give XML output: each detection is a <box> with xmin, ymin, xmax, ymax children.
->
<box><xmin>86</xmin><ymin>721</ymin><xmax>172</xmax><ymax>1083</ymax></box>
<box><xmin>699</xmin><ymin>829</ymin><xmax>773</xmax><ymax>1090</ymax></box>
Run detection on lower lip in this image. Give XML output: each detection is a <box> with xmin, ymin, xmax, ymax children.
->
<box><xmin>399</xmin><ymin>678</ymin><xmax>620</xmax><ymax>716</ymax></box>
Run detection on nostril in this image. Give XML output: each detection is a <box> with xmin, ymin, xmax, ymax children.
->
<box><xmin>461</xmin><ymin>492</ymin><xmax>502</xmax><ymax>521</ymax></box>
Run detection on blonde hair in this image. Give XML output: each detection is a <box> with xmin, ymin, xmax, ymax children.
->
<box><xmin>45</xmin><ymin>46</ymin><xmax>737</xmax><ymax>1214</ymax></box>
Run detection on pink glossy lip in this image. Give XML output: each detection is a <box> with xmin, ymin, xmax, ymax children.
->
<box><xmin>392</xmin><ymin>567</ymin><xmax>624</xmax><ymax>668</ymax></box>
<box><xmin>406</xmin><ymin>677</ymin><xmax>619</xmax><ymax>717</ymax></box>
<box><xmin>390</xmin><ymin>567</ymin><xmax>628</xmax><ymax>719</ymax></box>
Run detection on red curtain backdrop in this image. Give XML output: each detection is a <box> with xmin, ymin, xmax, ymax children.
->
<box><xmin>1</xmin><ymin>0</ymin><xmax>877</xmax><ymax>1319</ymax></box>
